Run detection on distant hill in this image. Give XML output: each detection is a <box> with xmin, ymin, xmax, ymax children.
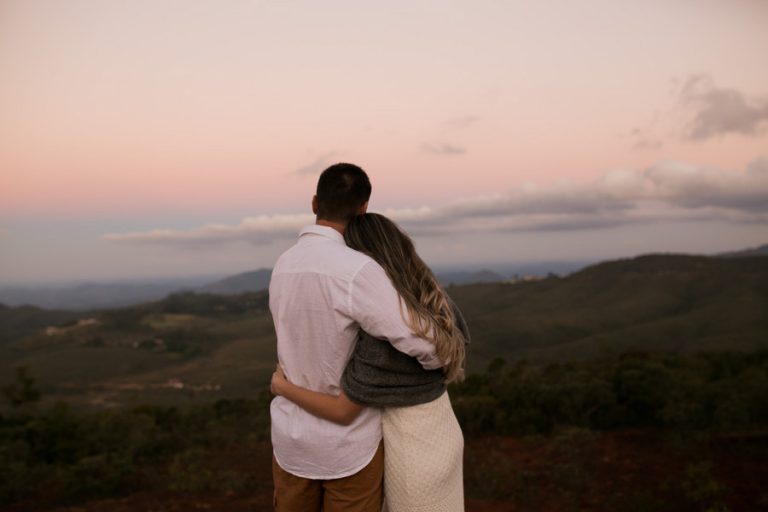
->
<box><xmin>196</xmin><ymin>268</ymin><xmax>272</xmax><ymax>295</ymax></box>
<box><xmin>437</xmin><ymin>269</ymin><xmax>505</xmax><ymax>286</ymax></box>
<box><xmin>1</xmin><ymin>251</ymin><xmax>766</xmax><ymax>409</ymax></box>
<box><xmin>4</xmin><ymin>243</ymin><xmax>763</xmax><ymax>310</ymax></box>
<box><xmin>0</xmin><ymin>275</ymin><xmax>222</xmax><ymax>311</ymax></box>
<box><xmin>0</xmin><ymin>289</ymin><xmax>274</xmax><ymax>408</ymax></box>
<box><xmin>0</xmin><ymin>303</ymin><xmax>85</xmax><ymax>343</ymax></box>
<box><xmin>717</xmin><ymin>243</ymin><xmax>768</xmax><ymax>258</ymax></box>
<box><xmin>474</xmin><ymin>260</ymin><xmax>593</xmax><ymax>278</ymax></box>
<box><xmin>449</xmin><ymin>253</ymin><xmax>768</xmax><ymax>370</ymax></box>
<box><xmin>198</xmin><ymin>268</ymin><xmax>508</xmax><ymax>292</ymax></box>
<box><xmin>0</xmin><ymin>265</ymin><xmax>537</xmax><ymax>310</ymax></box>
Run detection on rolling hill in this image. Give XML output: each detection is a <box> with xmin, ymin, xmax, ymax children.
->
<box><xmin>449</xmin><ymin>253</ymin><xmax>768</xmax><ymax>369</ymax></box>
<box><xmin>1</xmin><ymin>252</ymin><xmax>766</xmax><ymax>409</ymax></box>
<box><xmin>717</xmin><ymin>243</ymin><xmax>768</xmax><ymax>258</ymax></box>
<box><xmin>196</xmin><ymin>268</ymin><xmax>272</xmax><ymax>295</ymax></box>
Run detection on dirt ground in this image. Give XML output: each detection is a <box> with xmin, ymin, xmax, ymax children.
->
<box><xmin>10</xmin><ymin>430</ymin><xmax>768</xmax><ymax>512</ymax></box>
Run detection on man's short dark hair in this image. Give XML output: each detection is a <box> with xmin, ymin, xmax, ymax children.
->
<box><xmin>315</xmin><ymin>163</ymin><xmax>372</xmax><ymax>223</ymax></box>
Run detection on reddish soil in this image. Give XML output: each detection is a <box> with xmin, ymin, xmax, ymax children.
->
<box><xmin>9</xmin><ymin>430</ymin><xmax>768</xmax><ymax>512</ymax></box>
<box><xmin>464</xmin><ymin>429</ymin><xmax>768</xmax><ymax>511</ymax></box>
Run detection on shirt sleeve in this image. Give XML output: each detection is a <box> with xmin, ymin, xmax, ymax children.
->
<box><xmin>348</xmin><ymin>260</ymin><xmax>442</xmax><ymax>370</ymax></box>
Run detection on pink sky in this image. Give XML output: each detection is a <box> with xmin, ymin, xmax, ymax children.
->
<box><xmin>1</xmin><ymin>0</ymin><xmax>767</xmax><ymax>283</ymax></box>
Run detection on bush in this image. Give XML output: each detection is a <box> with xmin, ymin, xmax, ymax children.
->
<box><xmin>0</xmin><ymin>390</ymin><xmax>273</xmax><ymax>507</ymax></box>
<box><xmin>449</xmin><ymin>351</ymin><xmax>768</xmax><ymax>436</ymax></box>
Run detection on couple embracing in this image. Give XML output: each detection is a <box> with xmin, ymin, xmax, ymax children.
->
<box><xmin>269</xmin><ymin>163</ymin><xmax>469</xmax><ymax>511</ymax></box>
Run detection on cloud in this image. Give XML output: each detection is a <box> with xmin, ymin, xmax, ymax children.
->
<box><xmin>680</xmin><ymin>75</ymin><xmax>768</xmax><ymax>140</ymax></box>
<box><xmin>632</xmin><ymin>138</ymin><xmax>664</xmax><ymax>151</ymax></box>
<box><xmin>421</xmin><ymin>142</ymin><xmax>466</xmax><ymax>155</ymax></box>
<box><xmin>629</xmin><ymin>75</ymin><xmax>768</xmax><ymax>147</ymax></box>
<box><xmin>628</xmin><ymin>104</ymin><xmax>667</xmax><ymax>151</ymax></box>
<box><xmin>103</xmin><ymin>156</ymin><xmax>768</xmax><ymax>248</ymax></box>
<box><xmin>419</xmin><ymin>115</ymin><xmax>478</xmax><ymax>156</ymax></box>
<box><xmin>443</xmin><ymin>115</ymin><xmax>481</xmax><ymax>129</ymax></box>
<box><xmin>391</xmin><ymin>157</ymin><xmax>768</xmax><ymax>231</ymax></box>
<box><xmin>295</xmin><ymin>152</ymin><xmax>337</xmax><ymax>175</ymax></box>
<box><xmin>444</xmin><ymin>181</ymin><xmax>635</xmax><ymax>218</ymax></box>
<box><xmin>103</xmin><ymin>214</ymin><xmax>314</xmax><ymax>248</ymax></box>
<box><xmin>645</xmin><ymin>158</ymin><xmax>768</xmax><ymax>211</ymax></box>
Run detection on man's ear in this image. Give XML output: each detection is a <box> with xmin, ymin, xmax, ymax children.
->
<box><xmin>357</xmin><ymin>201</ymin><xmax>369</xmax><ymax>215</ymax></box>
<box><xmin>312</xmin><ymin>195</ymin><xmax>319</xmax><ymax>215</ymax></box>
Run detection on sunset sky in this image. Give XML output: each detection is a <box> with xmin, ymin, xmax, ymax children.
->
<box><xmin>1</xmin><ymin>0</ymin><xmax>767</xmax><ymax>285</ymax></box>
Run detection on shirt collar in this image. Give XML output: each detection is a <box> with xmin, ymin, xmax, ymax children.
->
<box><xmin>298</xmin><ymin>224</ymin><xmax>345</xmax><ymax>244</ymax></box>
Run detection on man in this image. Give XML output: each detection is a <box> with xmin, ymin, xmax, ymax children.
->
<box><xmin>269</xmin><ymin>163</ymin><xmax>441</xmax><ymax>511</ymax></box>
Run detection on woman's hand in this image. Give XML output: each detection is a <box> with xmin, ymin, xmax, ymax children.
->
<box><xmin>269</xmin><ymin>363</ymin><xmax>364</xmax><ymax>425</ymax></box>
<box><xmin>271</xmin><ymin>363</ymin><xmax>289</xmax><ymax>396</ymax></box>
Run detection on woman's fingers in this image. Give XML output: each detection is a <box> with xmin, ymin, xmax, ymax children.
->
<box><xmin>270</xmin><ymin>363</ymin><xmax>281</xmax><ymax>394</ymax></box>
<box><xmin>270</xmin><ymin>363</ymin><xmax>287</xmax><ymax>395</ymax></box>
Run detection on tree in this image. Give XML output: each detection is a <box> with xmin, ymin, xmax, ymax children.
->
<box><xmin>2</xmin><ymin>365</ymin><xmax>41</xmax><ymax>408</ymax></box>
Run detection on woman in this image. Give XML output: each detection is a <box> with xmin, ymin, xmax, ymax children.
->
<box><xmin>271</xmin><ymin>212</ymin><xmax>469</xmax><ymax>512</ymax></box>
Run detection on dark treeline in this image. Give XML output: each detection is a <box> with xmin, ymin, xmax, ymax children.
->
<box><xmin>0</xmin><ymin>388</ymin><xmax>273</xmax><ymax>506</ymax></box>
<box><xmin>450</xmin><ymin>351</ymin><xmax>768</xmax><ymax>435</ymax></box>
<box><xmin>2</xmin><ymin>350</ymin><xmax>768</xmax><ymax>508</ymax></box>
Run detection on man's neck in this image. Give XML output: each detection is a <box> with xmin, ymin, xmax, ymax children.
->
<box><xmin>316</xmin><ymin>218</ymin><xmax>346</xmax><ymax>235</ymax></box>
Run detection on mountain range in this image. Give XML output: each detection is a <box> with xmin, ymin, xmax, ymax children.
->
<box><xmin>0</xmin><ymin>264</ymin><xmax>572</xmax><ymax>310</ymax></box>
<box><xmin>4</xmin><ymin>244</ymin><xmax>764</xmax><ymax>310</ymax></box>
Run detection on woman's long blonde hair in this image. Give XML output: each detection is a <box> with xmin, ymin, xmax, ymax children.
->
<box><xmin>344</xmin><ymin>213</ymin><xmax>466</xmax><ymax>382</ymax></box>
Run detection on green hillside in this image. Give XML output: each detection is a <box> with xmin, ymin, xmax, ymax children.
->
<box><xmin>450</xmin><ymin>254</ymin><xmax>768</xmax><ymax>372</ymax></box>
<box><xmin>1</xmin><ymin>253</ymin><xmax>766</xmax><ymax>408</ymax></box>
<box><xmin>0</xmin><ymin>304</ymin><xmax>84</xmax><ymax>344</ymax></box>
<box><xmin>0</xmin><ymin>291</ymin><xmax>275</xmax><ymax>409</ymax></box>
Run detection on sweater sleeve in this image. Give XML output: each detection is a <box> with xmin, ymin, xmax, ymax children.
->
<box><xmin>341</xmin><ymin>293</ymin><xmax>471</xmax><ymax>408</ymax></box>
<box><xmin>348</xmin><ymin>260</ymin><xmax>442</xmax><ymax>370</ymax></box>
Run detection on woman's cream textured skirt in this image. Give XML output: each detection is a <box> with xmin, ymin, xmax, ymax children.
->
<box><xmin>381</xmin><ymin>390</ymin><xmax>464</xmax><ymax>512</ymax></box>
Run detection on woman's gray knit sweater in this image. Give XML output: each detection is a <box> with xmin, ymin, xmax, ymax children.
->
<box><xmin>340</xmin><ymin>297</ymin><xmax>470</xmax><ymax>407</ymax></box>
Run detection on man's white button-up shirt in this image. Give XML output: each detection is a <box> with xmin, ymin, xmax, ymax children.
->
<box><xmin>269</xmin><ymin>224</ymin><xmax>441</xmax><ymax>479</ymax></box>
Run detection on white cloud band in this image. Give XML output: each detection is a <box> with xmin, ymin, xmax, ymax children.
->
<box><xmin>103</xmin><ymin>157</ymin><xmax>768</xmax><ymax>248</ymax></box>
